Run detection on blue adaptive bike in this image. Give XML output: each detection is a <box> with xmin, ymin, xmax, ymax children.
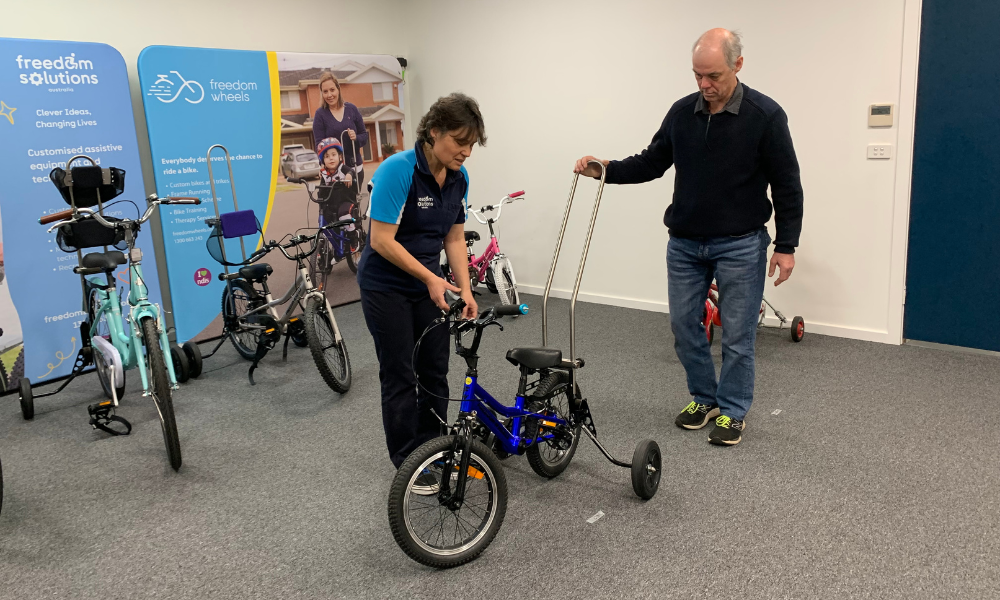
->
<box><xmin>20</xmin><ymin>156</ymin><xmax>201</xmax><ymax>471</ymax></box>
<box><xmin>387</xmin><ymin>162</ymin><xmax>661</xmax><ymax>568</ymax></box>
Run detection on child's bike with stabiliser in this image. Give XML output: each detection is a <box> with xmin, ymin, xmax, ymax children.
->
<box><xmin>442</xmin><ymin>190</ymin><xmax>524</xmax><ymax>306</ymax></box>
<box><xmin>21</xmin><ymin>156</ymin><xmax>201</xmax><ymax>471</ymax></box>
<box><xmin>387</xmin><ymin>163</ymin><xmax>661</xmax><ymax>568</ymax></box>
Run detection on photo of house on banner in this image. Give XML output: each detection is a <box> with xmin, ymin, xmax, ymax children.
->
<box><xmin>272</xmin><ymin>52</ymin><xmax>406</xmax><ymax>308</ymax></box>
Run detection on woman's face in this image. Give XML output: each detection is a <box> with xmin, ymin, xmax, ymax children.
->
<box><xmin>321</xmin><ymin>80</ymin><xmax>340</xmax><ymax>107</ymax></box>
<box><xmin>430</xmin><ymin>128</ymin><xmax>474</xmax><ymax>171</ymax></box>
<box><xmin>323</xmin><ymin>150</ymin><xmax>341</xmax><ymax>170</ymax></box>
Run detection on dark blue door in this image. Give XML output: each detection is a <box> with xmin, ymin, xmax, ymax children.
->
<box><xmin>905</xmin><ymin>0</ymin><xmax>1000</xmax><ymax>351</ymax></box>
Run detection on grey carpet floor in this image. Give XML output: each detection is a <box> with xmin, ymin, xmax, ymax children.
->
<box><xmin>0</xmin><ymin>293</ymin><xmax>998</xmax><ymax>600</ymax></box>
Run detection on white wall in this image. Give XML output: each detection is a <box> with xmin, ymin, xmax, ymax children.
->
<box><xmin>405</xmin><ymin>0</ymin><xmax>923</xmax><ymax>344</ymax></box>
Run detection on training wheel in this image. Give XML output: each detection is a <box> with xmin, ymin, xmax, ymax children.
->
<box><xmin>18</xmin><ymin>378</ymin><xmax>34</xmax><ymax>420</ymax></box>
<box><xmin>791</xmin><ymin>316</ymin><xmax>805</xmax><ymax>343</ymax></box>
<box><xmin>170</xmin><ymin>344</ymin><xmax>190</xmax><ymax>383</ymax></box>
<box><xmin>631</xmin><ymin>438</ymin><xmax>661</xmax><ymax>500</ymax></box>
<box><xmin>182</xmin><ymin>341</ymin><xmax>203</xmax><ymax>378</ymax></box>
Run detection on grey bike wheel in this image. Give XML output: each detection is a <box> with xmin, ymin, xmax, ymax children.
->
<box><xmin>221</xmin><ymin>279</ymin><xmax>263</xmax><ymax>361</ymax></box>
<box><xmin>491</xmin><ymin>257</ymin><xmax>519</xmax><ymax>306</ymax></box>
<box><xmin>303</xmin><ymin>296</ymin><xmax>351</xmax><ymax>393</ymax></box>
<box><xmin>88</xmin><ymin>287</ymin><xmax>126</xmax><ymax>401</ymax></box>
<box><xmin>140</xmin><ymin>317</ymin><xmax>182</xmax><ymax>471</ymax></box>
<box><xmin>388</xmin><ymin>435</ymin><xmax>508</xmax><ymax>569</ymax></box>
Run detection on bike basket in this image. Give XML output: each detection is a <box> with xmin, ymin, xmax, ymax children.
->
<box><xmin>49</xmin><ymin>166</ymin><xmax>126</xmax><ymax>208</ymax></box>
<box><xmin>206</xmin><ymin>209</ymin><xmax>262</xmax><ymax>266</ymax></box>
<box><xmin>56</xmin><ymin>216</ymin><xmax>127</xmax><ymax>253</ymax></box>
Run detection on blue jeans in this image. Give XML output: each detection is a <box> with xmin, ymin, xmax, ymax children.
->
<box><xmin>667</xmin><ymin>228</ymin><xmax>770</xmax><ymax>420</ymax></box>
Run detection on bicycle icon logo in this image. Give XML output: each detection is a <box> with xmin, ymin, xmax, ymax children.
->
<box><xmin>147</xmin><ymin>71</ymin><xmax>205</xmax><ymax>104</ymax></box>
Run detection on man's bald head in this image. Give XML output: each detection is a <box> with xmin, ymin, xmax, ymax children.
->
<box><xmin>693</xmin><ymin>28</ymin><xmax>743</xmax><ymax>70</ymax></box>
<box><xmin>691</xmin><ymin>28</ymin><xmax>744</xmax><ymax>111</ymax></box>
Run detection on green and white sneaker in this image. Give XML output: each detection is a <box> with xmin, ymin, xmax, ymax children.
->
<box><xmin>708</xmin><ymin>415</ymin><xmax>745</xmax><ymax>446</ymax></box>
<box><xmin>675</xmin><ymin>401</ymin><xmax>721</xmax><ymax>430</ymax></box>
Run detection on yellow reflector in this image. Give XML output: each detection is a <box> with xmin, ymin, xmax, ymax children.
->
<box><xmin>465</xmin><ymin>377</ymin><xmax>472</xmax><ymax>385</ymax></box>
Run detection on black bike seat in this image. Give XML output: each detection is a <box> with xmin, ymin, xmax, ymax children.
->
<box><xmin>506</xmin><ymin>347</ymin><xmax>563</xmax><ymax>370</ymax></box>
<box><xmin>239</xmin><ymin>263</ymin><xmax>273</xmax><ymax>282</ymax></box>
<box><xmin>464</xmin><ymin>231</ymin><xmax>481</xmax><ymax>243</ymax></box>
<box><xmin>81</xmin><ymin>251</ymin><xmax>127</xmax><ymax>271</ymax></box>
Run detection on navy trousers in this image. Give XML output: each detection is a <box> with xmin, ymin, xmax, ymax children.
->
<box><xmin>360</xmin><ymin>288</ymin><xmax>450</xmax><ymax>468</ymax></box>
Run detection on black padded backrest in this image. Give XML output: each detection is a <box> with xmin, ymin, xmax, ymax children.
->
<box><xmin>49</xmin><ymin>166</ymin><xmax>126</xmax><ymax>207</ymax></box>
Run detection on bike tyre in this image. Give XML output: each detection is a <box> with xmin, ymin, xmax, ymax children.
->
<box><xmin>303</xmin><ymin>296</ymin><xmax>351</xmax><ymax>393</ymax></box>
<box><xmin>141</xmin><ymin>316</ymin><xmax>182</xmax><ymax>471</ymax></box>
<box><xmin>221</xmin><ymin>279</ymin><xmax>263</xmax><ymax>361</ymax></box>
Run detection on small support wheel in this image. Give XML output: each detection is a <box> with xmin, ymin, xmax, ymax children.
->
<box><xmin>170</xmin><ymin>344</ymin><xmax>190</xmax><ymax>383</ymax></box>
<box><xmin>791</xmin><ymin>316</ymin><xmax>805</xmax><ymax>343</ymax></box>
<box><xmin>182</xmin><ymin>341</ymin><xmax>203</xmax><ymax>378</ymax></box>
<box><xmin>631</xmin><ymin>438</ymin><xmax>661</xmax><ymax>500</ymax></box>
<box><xmin>18</xmin><ymin>378</ymin><xmax>34</xmax><ymax>420</ymax></box>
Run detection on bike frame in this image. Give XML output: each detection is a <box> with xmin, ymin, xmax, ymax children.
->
<box><xmin>459</xmin><ymin>375</ymin><xmax>568</xmax><ymax>456</ymax></box>
<box><xmin>319</xmin><ymin>213</ymin><xmax>354</xmax><ymax>259</ymax></box>
<box><xmin>464</xmin><ymin>192</ymin><xmax>522</xmax><ymax>284</ymax></box>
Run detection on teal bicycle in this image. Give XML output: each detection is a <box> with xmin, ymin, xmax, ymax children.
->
<box><xmin>19</xmin><ymin>156</ymin><xmax>200</xmax><ymax>471</ymax></box>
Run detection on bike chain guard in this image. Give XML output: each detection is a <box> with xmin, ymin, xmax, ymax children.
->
<box><xmin>91</xmin><ymin>335</ymin><xmax>124</xmax><ymax>401</ymax></box>
<box><xmin>248</xmin><ymin>315</ymin><xmax>281</xmax><ymax>385</ymax></box>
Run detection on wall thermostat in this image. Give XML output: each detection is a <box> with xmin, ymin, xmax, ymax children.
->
<box><xmin>868</xmin><ymin>104</ymin><xmax>894</xmax><ymax>127</ymax></box>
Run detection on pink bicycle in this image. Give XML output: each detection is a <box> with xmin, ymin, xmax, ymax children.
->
<box><xmin>442</xmin><ymin>190</ymin><xmax>525</xmax><ymax>306</ymax></box>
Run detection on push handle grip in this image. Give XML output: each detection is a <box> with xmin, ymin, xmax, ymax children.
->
<box><xmin>494</xmin><ymin>304</ymin><xmax>529</xmax><ymax>317</ymax></box>
<box><xmin>163</xmin><ymin>196</ymin><xmax>201</xmax><ymax>204</ymax></box>
<box><xmin>40</xmin><ymin>209</ymin><xmax>74</xmax><ymax>225</ymax></box>
<box><xmin>508</xmin><ymin>190</ymin><xmax>525</xmax><ymax>198</ymax></box>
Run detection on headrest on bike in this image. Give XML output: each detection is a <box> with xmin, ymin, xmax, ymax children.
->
<box><xmin>316</xmin><ymin>137</ymin><xmax>344</xmax><ymax>163</ymax></box>
<box><xmin>49</xmin><ymin>165</ymin><xmax>126</xmax><ymax>207</ymax></box>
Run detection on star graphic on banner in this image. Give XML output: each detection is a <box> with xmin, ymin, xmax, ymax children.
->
<box><xmin>0</xmin><ymin>101</ymin><xmax>16</xmax><ymax>125</ymax></box>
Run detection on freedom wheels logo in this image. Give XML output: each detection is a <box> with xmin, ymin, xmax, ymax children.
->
<box><xmin>147</xmin><ymin>71</ymin><xmax>204</xmax><ymax>104</ymax></box>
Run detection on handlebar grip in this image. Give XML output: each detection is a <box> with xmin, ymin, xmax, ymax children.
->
<box><xmin>163</xmin><ymin>196</ymin><xmax>202</xmax><ymax>205</ymax></box>
<box><xmin>494</xmin><ymin>304</ymin><xmax>529</xmax><ymax>317</ymax></box>
<box><xmin>40</xmin><ymin>209</ymin><xmax>74</xmax><ymax>225</ymax></box>
<box><xmin>508</xmin><ymin>190</ymin><xmax>525</xmax><ymax>198</ymax></box>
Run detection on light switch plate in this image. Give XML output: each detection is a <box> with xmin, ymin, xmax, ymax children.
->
<box><xmin>867</xmin><ymin>144</ymin><xmax>892</xmax><ymax>159</ymax></box>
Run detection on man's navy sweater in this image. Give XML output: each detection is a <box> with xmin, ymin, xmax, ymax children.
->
<box><xmin>606</xmin><ymin>83</ymin><xmax>803</xmax><ymax>253</ymax></box>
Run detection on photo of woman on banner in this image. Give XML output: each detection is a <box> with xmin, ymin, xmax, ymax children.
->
<box><xmin>312</xmin><ymin>72</ymin><xmax>369</xmax><ymax>192</ymax></box>
<box><xmin>316</xmin><ymin>137</ymin><xmax>357</xmax><ymax>261</ymax></box>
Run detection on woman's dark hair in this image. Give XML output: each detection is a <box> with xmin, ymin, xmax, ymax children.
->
<box><xmin>416</xmin><ymin>93</ymin><xmax>487</xmax><ymax>147</ymax></box>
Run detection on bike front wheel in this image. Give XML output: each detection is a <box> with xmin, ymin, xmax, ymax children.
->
<box><xmin>140</xmin><ymin>316</ymin><xmax>182</xmax><ymax>471</ymax></box>
<box><xmin>489</xmin><ymin>257</ymin><xmax>519</xmax><ymax>306</ymax></box>
<box><xmin>309</xmin><ymin>234</ymin><xmax>332</xmax><ymax>292</ymax></box>
<box><xmin>388</xmin><ymin>435</ymin><xmax>508</xmax><ymax>568</ymax></box>
<box><xmin>303</xmin><ymin>296</ymin><xmax>351</xmax><ymax>393</ymax></box>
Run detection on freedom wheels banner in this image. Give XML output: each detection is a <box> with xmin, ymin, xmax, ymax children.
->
<box><xmin>0</xmin><ymin>38</ymin><xmax>162</xmax><ymax>388</ymax></box>
<box><xmin>138</xmin><ymin>46</ymin><xmax>406</xmax><ymax>342</ymax></box>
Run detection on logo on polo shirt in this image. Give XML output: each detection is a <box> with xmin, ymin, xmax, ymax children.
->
<box><xmin>417</xmin><ymin>196</ymin><xmax>434</xmax><ymax>208</ymax></box>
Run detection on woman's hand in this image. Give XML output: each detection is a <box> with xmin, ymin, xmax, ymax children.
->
<box><xmin>460</xmin><ymin>288</ymin><xmax>478</xmax><ymax>320</ymax></box>
<box><xmin>425</xmin><ymin>276</ymin><xmax>462</xmax><ymax>311</ymax></box>
<box><xmin>347</xmin><ymin>129</ymin><xmax>357</xmax><ymax>141</ymax></box>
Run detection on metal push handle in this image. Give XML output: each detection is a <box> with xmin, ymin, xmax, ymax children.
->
<box><xmin>206</xmin><ymin>144</ymin><xmax>246</xmax><ymax>269</ymax></box>
<box><xmin>541</xmin><ymin>160</ymin><xmax>607</xmax><ymax>364</ymax></box>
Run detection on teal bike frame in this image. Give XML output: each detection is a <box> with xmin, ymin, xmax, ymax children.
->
<box><xmin>87</xmin><ymin>240</ymin><xmax>178</xmax><ymax>398</ymax></box>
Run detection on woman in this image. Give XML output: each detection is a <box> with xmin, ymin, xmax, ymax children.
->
<box><xmin>312</xmin><ymin>71</ymin><xmax>369</xmax><ymax>191</ymax></box>
<box><xmin>356</xmin><ymin>93</ymin><xmax>484</xmax><ymax>474</ymax></box>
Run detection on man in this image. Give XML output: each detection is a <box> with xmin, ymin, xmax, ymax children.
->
<box><xmin>574</xmin><ymin>28</ymin><xmax>803</xmax><ymax>446</ymax></box>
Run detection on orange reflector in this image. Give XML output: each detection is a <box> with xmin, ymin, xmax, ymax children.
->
<box><xmin>454</xmin><ymin>465</ymin><xmax>485</xmax><ymax>480</ymax></box>
<box><xmin>266</xmin><ymin>328</ymin><xmax>275</xmax><ymax>334</ymax></box>
<box><xmin>540</xmin><ymin>420</ymin><xmax>557</xmax><ymax>428</ymax></box>
<box><xmin>99</xmin><ymin>401</ymin><xmax>111</xmax><ymax>407</ymax></box>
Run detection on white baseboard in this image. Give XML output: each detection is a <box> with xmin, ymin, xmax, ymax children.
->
<box><xmin>517</xmin><ymin>285</ymin><xmax>895</xmax><ymax>345</ymax></box>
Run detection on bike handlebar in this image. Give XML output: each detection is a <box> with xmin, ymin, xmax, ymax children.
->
<box><xmin>467</xmin><ymin>191</ymin><xmax>525</xmax><ymax>225</ymax></box>
<box><xmin>260</xmin><ymin>217</ymin><xmax>356</xmax><ymax>262</ymax></box>
<box><xmin>40</xmin><ymin>194</ymin><xmax>201</xmax><ymax>229</ymax></box>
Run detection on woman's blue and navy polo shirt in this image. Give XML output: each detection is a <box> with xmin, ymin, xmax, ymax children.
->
<box><xmin>356</xmin><ymin>143</ymin><xmax>469</xmax><ymax>294</ymax></box>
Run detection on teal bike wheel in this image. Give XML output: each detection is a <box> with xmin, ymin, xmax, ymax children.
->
<box><xmin>141</xmin><ymin>316</ymin><xmax>182</xmax><ymax>471</ymax></box>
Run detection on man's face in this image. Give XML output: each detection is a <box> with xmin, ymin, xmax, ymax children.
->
<box><xmin>693</xmin><ymin>48</ymin><xmax>742</xmax><ymax>105</ymax></box>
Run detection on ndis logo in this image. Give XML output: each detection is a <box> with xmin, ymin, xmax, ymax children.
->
<box><xmin>194</xmin><ymin>268</ymin><xmax>211</xmax><ymax>286</ymax></box>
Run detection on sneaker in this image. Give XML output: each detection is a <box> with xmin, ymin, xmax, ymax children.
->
<box><xmin>411</xmin><ymin>469</ymin><xmax>440</xmax><ymax>496</ymax></box>
<box><xmin>675</xmin><ymin>401</ymin><xmax>720</xmax><ymax>430</ymax></box>
<box><xmin>708</xmin><ymin>415</ymin><xmax>745</xmax><ymax>446</ymax></box>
